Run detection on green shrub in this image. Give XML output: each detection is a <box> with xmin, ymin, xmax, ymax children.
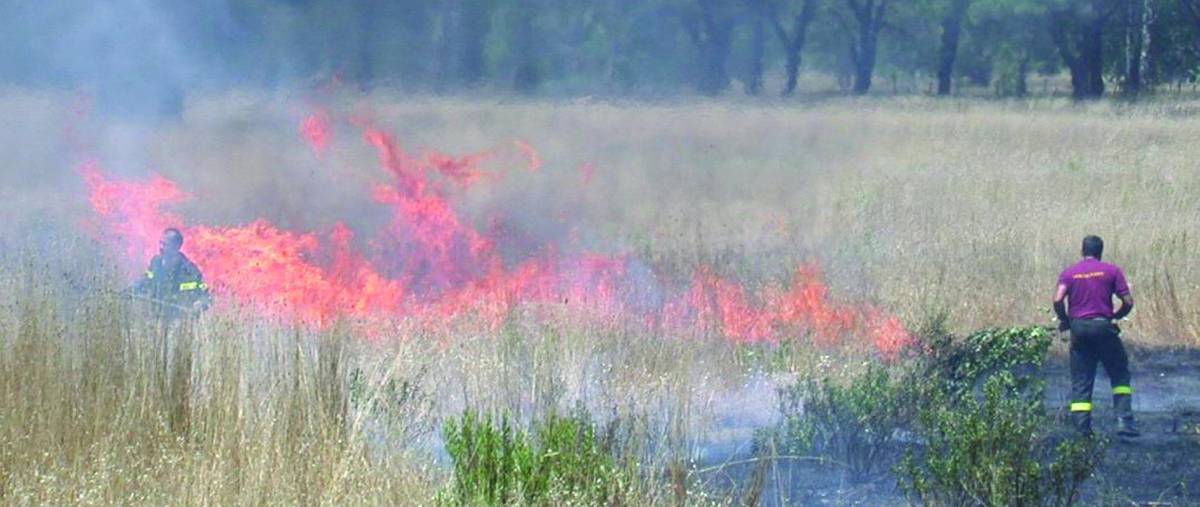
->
<box><xmin>440</xmin><ymin>409</ymin><xmax>629</xmax><ymax>506</ymax></box>
<box><xmin>442</xmin><ymin>411</ymin><xmax>533</xmax><ymax>506</ymax></box>
<box><xmin>779</xmin><ymin>363</ymin><xmax>908</xmax><ymax>481</ymax></box>
<box><xmin>776</xmin><ymin>324</ymin><xmax>1103</xmax><ymax>501</ymax></box>
<box><xmin>912</xmin><ymin>325</ymin><xmax>1052</xmax><ymax>402</ymax></box>
<box><xmin>896</xmin><ymin>372</ymin><xmax>1104</xmax><ymax>507</ymax></box>
<box><xmin>895</xmin><ymin>326</ymin><xmax>1105</xmax><ymax>507</ymax></box>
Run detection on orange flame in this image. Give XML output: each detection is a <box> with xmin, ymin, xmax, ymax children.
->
<box><xmin>514</xmin><ymin>140</ymin><xmax>542</xmax><ymax>172</ymax></box>
<box><xmin>79</xmin><ymin>161</ymin><xmax>186</xmax><ymax>269</ymax></box>
<box><xmin>300</xmin><ymin>111</ymin><xmax>331</xmax><ymax>157</ymax></box>
<box><xmin>80</xmin><ymin>110</ymin><xmax>911</xmax><ymax>355</ymax></box>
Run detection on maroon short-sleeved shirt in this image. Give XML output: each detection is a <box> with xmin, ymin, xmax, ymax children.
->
<box><xmin>1058</xmin><ymin>258</ymin><xmax>1131</xmax><ymax>319</ymax></box>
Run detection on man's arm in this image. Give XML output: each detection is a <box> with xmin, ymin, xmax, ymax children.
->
<box><xmin>1113</xmin><ymin>267</ymin><xmax>1133</xmax><ymax>321</ymax></box>
<box><xmin>131</xmin><ymin>272</ymin><xmax>150</xmax><ymax>293</ymax></box>
<box><xmin>179</xmin><ymin>262</ymin><xmax>211</xmax><ymax>311</ymax></box>
<box><xmin>1053</xmin><ymin>283</ymin><xmax>1070</xmax><ymax>331</ymax></box>
<box><xmin>130</xmin><ymin>257</ymin><xmax>158</xmax><ymax>294</ymax></box>
<box><xmin>1114</xmin><ymin>293</ymin><xmax>1134</xmax><ymax>320</ymax></box>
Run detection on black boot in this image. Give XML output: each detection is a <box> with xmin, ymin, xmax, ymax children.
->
<box><xmin>1114</xmin><ymin>393</ymin><xmax>1139</xmax><ymax>437</ymax></box>
<box><xmin>1116</xmin><ymin>416</ymin><xmax>1140</xmax><ymax>437</ymax></box>
<box><xmin>1070</xmin><ymin>408</ymin><xmax>1093</xmax><ymax>437</ymax></box>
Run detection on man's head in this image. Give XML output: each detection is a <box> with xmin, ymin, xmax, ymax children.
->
<box><xmin>1081</xmin><ymin>235</ymin><xmax>1104</xmax><ymax>259</ymax></box>
<box><xmin>160</xmin><ymin>228</ymin><xmax>184</xmax><ymax>255</ymax></box>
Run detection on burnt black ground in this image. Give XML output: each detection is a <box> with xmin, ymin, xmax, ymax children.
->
<box><xmin>1050</xmin><ymin>348</ymin><xmax>1200</xmax><ymax>506</ymax></box>
<box><xmin>694</xmin><ymin>349</ymin><xmax>1200</xmax><ymax>506</ymax></box>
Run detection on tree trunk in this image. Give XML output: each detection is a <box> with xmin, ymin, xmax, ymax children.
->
<box><xmin>1050</xmin><ymin>10</ymin><xmax>1085</xmax><ymax>98</ymax></box>
<box><xmin>746</xmin><ymin>0</ymin><xmax>766</xmax><ymax>95</ymax></box>
<box><xmin>852</xmin><ymin>38</ymin><xmax>876</xmax><ymax>95</ymax></box>
<box><xmin>396</xmin><ymin>0</ymin><xmax>436</xmax><ymax>89</ymax></box>
<box><xmin>1082</xmin><ymin>14</ymin><xmax>1105</xmax><ymax>97</ymax></box>
<box><xmin>686</xmin><ymin>0</ymin><xmax>735</xmax><ymax>96</ymax></box>
<box><xmin>356</xmin><ymin>0</ymin><xmax>378</xmax><ymax>90</ymax></box>
<box><xmin>701</xmin><ymin>30</ymin><xmax>734</xmax><ymax>95</ymax></box>
<box><xmin>847</xmin><ymin>0</ymin><xmax>889</xmax><ymax>95</ymax></box>
<box><xmin>851</xmin><ymin>20</ymin><xmax>878</xmax><ymax>95</ymax></box>
<box><xmin>1050</xmin><ymin>4</ymin><xmax>1111</xmax><ymax>100</ymax></box>
<box><xmin>1140</xmin><ymin>0</ymin><xmax>1154</xmax><ymax>91</ymax></box>
<box><xmin>783</xmin><ymin>52</ymin><xmax>802</xmax><ymax>95</ymax></box>
<box><xmin>434</xmin><ymin>0</ymin><xmax>458</xmax><ymax>91</ymax></box>
<box><xmin>458</xmin><ymin>0</ymin><xmax>492</xmax><ymax>87</ymax></box>
<box><xmin>770</xmin><ymin>0</ymin><xmax>819</xmax><ymax>96</ymax></box>
<box><xmin>1016</xmin><ymin>57</ymin><xmax>1029</xmax><ymax>97</ymax></box>
<box><xmin>1123</xmin><ymin>0</ymin><xmax>1143</xmax><ymax>95</ymax></box>
<box><xmin>936</xmin><ymin>0</ymin><xmax>970</xmax><ymax>96</ymax></box>
<box><xmin>512</xmin><ymin>1</ymin><xmax>540</xmax><ymax>94</ymax></box>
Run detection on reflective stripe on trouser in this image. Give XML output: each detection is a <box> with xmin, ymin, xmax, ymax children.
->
<box><xmin>1070</xmin><ymin>402</ymin><xmax>1093</xmax><ymax>412</ymax></box>
<box><xmin>179</xmin><ymin>281</ymin><xmax>207</xmax><ymax>291</ymax></box>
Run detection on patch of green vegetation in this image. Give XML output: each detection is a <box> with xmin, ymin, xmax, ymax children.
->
<box><xmin>778</xmin><ymin>363</ymin><xmax>907</xmax><ymax>482</ymax></box>
<box><xmin>440</xmin><ymin>409</ymin><xmax>631</xmax><ymax>506</ymax></box>
<box><xmin>898</xmin><ymin>325</ymin><xmax>1104</xmax><ymax>506</ymax></box>
<box><xmin>914</xmin><ymin>324</ymin><xmax>1052</xmax><ymax>399</ymax></box>
<box><xmin>897</xmin><ymin>371</ymin><xmax>1103</xmax><ymax>506</ymax></box>
<box><xmin>775</xmin><ymin>324</ymin><xmax>1105</xmax><ymax>503</ymax></box>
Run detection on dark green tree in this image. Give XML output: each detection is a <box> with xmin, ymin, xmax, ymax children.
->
<box><xmin>936</xmin><ymin>0</ymin><xmax>972</xmax><ymax>94</ymax></box>
<box><xmin>768</xmin><ymin>0</ymin><xmax>821</xmax><ymax>95</ymax></box>
<box><xmin>836</xmin><ymin>0</ymin><xmax>891</xmax><ymax>94</ymax></box>
<box><xmin>1049</xmin><ymin>0</ymin><xmax>1122</xmax><ymax>99</ymax></box>
<box><xmin>682</xmin><ymin>0</ymin><xmax>740</xmax><ymax>95</ymax></box>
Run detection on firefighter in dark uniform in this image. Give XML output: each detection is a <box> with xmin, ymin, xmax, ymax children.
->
<box><xmin>1053</xmin><ymin>235</ymin><xmax>1138</xmax><ymax>437</ymax></box>
<box><xmin>132</xmin><ymin>228</ymin><xmax>211</xmax><ymax>318</ymax></box>
<box><xmin>131</xmin><ymin>228</ymin><xmax>208</xmax><ymax>434</ymax></box>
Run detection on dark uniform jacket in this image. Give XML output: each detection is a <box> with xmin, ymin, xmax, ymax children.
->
<box><xmin>132</xmin><ymin>252</ymin><xmax>211</xmax><ymax>313</ymax></box>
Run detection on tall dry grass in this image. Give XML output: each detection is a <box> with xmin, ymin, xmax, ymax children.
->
<box><xmin>0</xmin><ymin>242</ymin><xmax>779</xmax><ymax>505</ymax></box>
<box><xmin>0</xmin><ymin>256</ymin><xmax>439</xmax><ymax>504</ymax></box>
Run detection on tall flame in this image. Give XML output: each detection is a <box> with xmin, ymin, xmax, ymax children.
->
<box><xmin>80</xmin><ymin>110</ymin><xmax>911</xmax><ymax>355</ymax></box>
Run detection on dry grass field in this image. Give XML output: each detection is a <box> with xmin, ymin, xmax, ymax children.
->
<box><xmin>1</xmin><ymin>92</ymin><xmax>1199</xmax><ymax>504</ymax></box>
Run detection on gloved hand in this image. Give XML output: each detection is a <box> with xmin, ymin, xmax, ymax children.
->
<box><xmin>1058</xmin><ymin>319</ymin><xmax>1071</xmax><ymax>332</ymax></box>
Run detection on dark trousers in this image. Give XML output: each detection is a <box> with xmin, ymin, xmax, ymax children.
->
<box><xmin>1069</xmin><ymin>318</ymin><xmax>1134</xmax><ymax>433</ymax></box>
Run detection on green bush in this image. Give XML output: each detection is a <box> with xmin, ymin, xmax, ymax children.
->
<box><xmin>897</xmin><ymin>372</ymin><xmax>1104</xmax><ymax>507</ymax></box>
<box><xmin>912</xmin><ymin>325</ymin><xmax>1052</xmax><ymax>401</ymax></box>
<box><xmin>442</xmin><ymin>411</ymin><xmax>532</xmax><ymax>506</ymax></box>
<box><xmin>440</xmin><ymin>409</ymin><xmax>629</xmax><ymax>506</ymax></box>
<box><xmin>779</xmin><ymin>363</ymin><xmax>908</xmax><ymax>481</ymax></box>
<box><xmin>895</xmin><ymin>326</ymin><xmax>1105</xmax><ymax>507</ymax></box>
<box><xmin>776</xmin><ymin>325</ymin><xmax>1104</xmax><ymax>502</ymax></box>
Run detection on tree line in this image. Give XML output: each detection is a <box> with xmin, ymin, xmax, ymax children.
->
<box><xmin>4</xmin><ymin>0</ymin><xmax>1200</xmax><ymax>107</ymax></box>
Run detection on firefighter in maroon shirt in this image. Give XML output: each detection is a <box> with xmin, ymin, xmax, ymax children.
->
<box><xmin>1053</xmin><ymin>235</ymin><xmax>1138</xmax><ymax>437</ymax></box>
